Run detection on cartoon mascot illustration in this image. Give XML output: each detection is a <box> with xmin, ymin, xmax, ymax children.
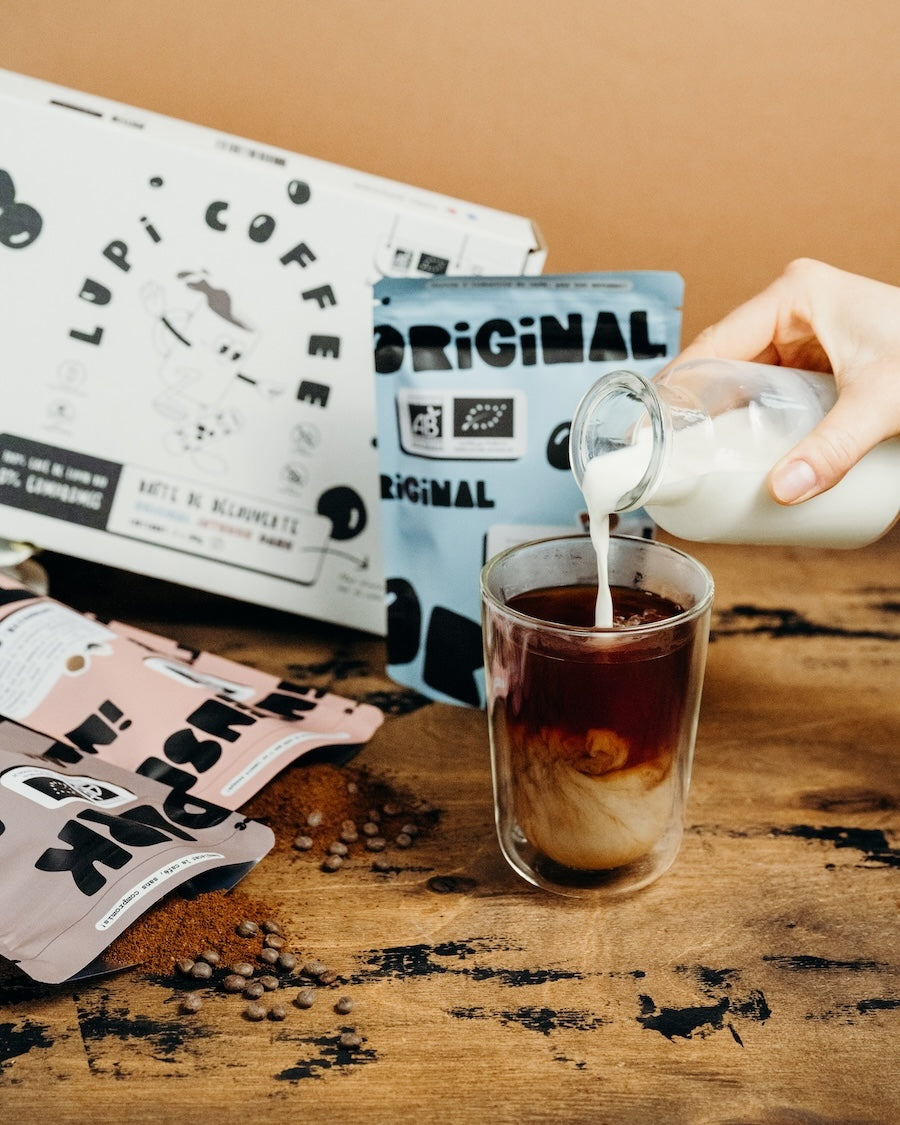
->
<box><xmin>143</xmin><ymin>269</ymin><xmax>284</xmax><ymax>473</ymax></box>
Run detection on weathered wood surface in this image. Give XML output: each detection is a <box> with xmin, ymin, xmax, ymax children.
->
<box><xmin>1</xmin><ymin>529</ymin><xmax>898</xmax><ymax>1125</ymax></box>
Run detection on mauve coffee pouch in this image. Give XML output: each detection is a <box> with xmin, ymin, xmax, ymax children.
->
<box><xmin>0</xmin><ymin>720</ymin><xmax>274</xmax><ymax>983</ymax></box>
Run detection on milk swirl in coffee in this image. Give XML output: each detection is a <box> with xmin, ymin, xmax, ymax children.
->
<box><xmin>504</xmin><ymin>581</ymin><xmax>686</xmax><ymax>871</ymax></box>
<box><xmin>500</xmin><ymin>447</ymin><xmax>686</xmax><ymax>872</ymax></box>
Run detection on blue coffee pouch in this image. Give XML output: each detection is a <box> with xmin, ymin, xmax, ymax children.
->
<box><xmin>373</xmin><ymin>272</ymin><xmax>684</xmax><ymax>707</ymax></box>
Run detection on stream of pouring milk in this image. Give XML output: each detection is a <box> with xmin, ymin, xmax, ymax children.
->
<box><xmin>579</xmin><ymin>408</ymin><xmax>791</xmax><ymax>627</ymax></box>
<box><xmin>581</xmin><ymin>444</ymin><xmax>649</xmax><ymax>628</ymax></box>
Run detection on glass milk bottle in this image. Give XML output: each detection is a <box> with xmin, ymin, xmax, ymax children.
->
<box><xmin>569</xmin><ymin>358</ymin><xmax>900</xmax><ymax>549</ymax></box>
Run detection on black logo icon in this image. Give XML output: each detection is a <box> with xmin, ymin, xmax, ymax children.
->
<box><xmin>0</xmin><ymin>169</ymin><xmax>43</xmax><ymax>250</ymax></box>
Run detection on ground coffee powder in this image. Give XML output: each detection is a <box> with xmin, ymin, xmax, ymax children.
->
<box><xmin>104</xmin><ymin>759</ymin><xmax>437</xmax><ymax>977</ymax></box>
<box><xmin>243</xmin><ymin>759</ymin><xmax>437</xmax><ymax>862</ymax></box>
<box><xmin>105</xmin><ymin>887</ymin><xmax>283</xmax><ymax>976</ymax></box>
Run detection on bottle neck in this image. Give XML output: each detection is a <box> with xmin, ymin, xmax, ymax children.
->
<box><xmin>570</xmin><ymin>369</ymin><xmax>708</xmax><ymax>512</ymax></box>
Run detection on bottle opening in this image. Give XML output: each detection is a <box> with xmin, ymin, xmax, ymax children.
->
<box><xmin>569</xmin><ymin>370</ymin><xmax>665</xmax><ymax>511</ymax></box>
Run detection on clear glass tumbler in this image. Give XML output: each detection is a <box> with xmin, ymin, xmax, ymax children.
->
<box><xmin>481</xmin><ymin>534</ymin><xmax>714</xmax><ymax>898</ymax></box>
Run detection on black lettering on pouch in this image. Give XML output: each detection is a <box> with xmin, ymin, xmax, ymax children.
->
<box><xmin>65</xmin><ymin>700</ymin><xmax>131</xmax><ymax>755</ymax></box>
<box><xmin>35</xmin><ymin>819</ymin><xmax>131</xmax><ymax>895</ymax></box>
<box><xmin>33</xmin><ymin>795</ymin><xmax>226</xmax><ymax>896</ymax></box>
<box><xmin>254</xmin><ymin>690</ymin><xmax>318</xmax><ymax>718</ymax></box>
<box><xmin>381</xmin><ymin>474</ymin><xmax>495</xmax><ymax>509</ymax></box>
<box><xmin>133</xmin><ymin>758</ymin><xmax>232</xmax><ymax>830</ymax></box>
<box><xmin>373</xmin><ymin>309</ymin><xmax>668</xmax><ymax>373</ymax></box>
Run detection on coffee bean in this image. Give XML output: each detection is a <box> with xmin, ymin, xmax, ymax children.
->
<box><xmin>231</xmin><ymin>962</ymin><xmax>255</xmax><ymax>978</ymax></box>
<box><xmin>190</xmin><ymin>961</ymin><xmax>213</xmax><ymax>980</ymax></box>
<box><xmin>223</xmin><ymin>974</ymin><xmax>246</xmax><ymax>993</ymax></box>
<box><xmin>261</xmin><ymin>920</ymin><xmax>283</xmax><ymax>936</ymax></box>
<box><xmin>346</xmin><ymin>781</ymin><xmax>358</xmax><ymax>794</ymax></box>
<box><xmin>278</xmin><ymin>951</ymin><xmax>298</xmax><ymax>972</ymax></box>
<box><xmin>294</xmin><ymin>988</ymin><xmax>316</xmax><ymax>1009</ymax></box>
<box><xmin>198</xmin><ymin>948</ymin><xmax>220</xmax><ymax>965</ymax></box>
<box><xmin>400</xmin><ymin>823</ymin><xmax>420</xmax><ymax>838</ymax></box>
<box><xmin>244</xmin><ymin>1001</ymin><xmax>267</xmax><ymax>1022</ymax></box>
<box><xmin>293</xmin><ymin>835</ymin><xmax>314</xmax><ymax>851</ymax></box>
<box><xmin>328</xmin><ymin>841</ymin><xmax>349</xmax><ymax>857</ymax></box>
<box><xmin>339</xmin><ymin>1031</ymin><xmax>362</xmax><ymax>1049</ymax></box>
<box><xmin>237</xmin><ymin>919</ymin><xmax>259</xmax><ymax>938</ymax></box>
<box><xmin>303</xmin><ymin>960</ymin><xmax>327</xmax><ymax>978</ymax></box>
<box><xmin>372</xmin><ymin>858</ymin><xmax>394</xmax><ymax>872</ymax></box>
<box><xmin>264</xmin><ymin>933</ymin><xmax>285</xmax><ymax>950</ymax></box>
<box><xmin>334</xmin><ymin>996</ymin><xmax>354</xmax><ymax>1014</ymax></box>
<box><xmin>322</xmin><ymin>854</ymin><xmax>344</xmax><ymax>872</ymax></box>
<box><xmin>318</xmin><ymin>970</ymin><xmax>338</xmax><ymax>986</ymax></box>
<box><xmin>181</xmin><ymin>992</ymin><xmax>203</xmax><ymax>1014</ymax></box>
<box><xmin>244</xmin><ymin>981</ymin><xmax>265</xmax><ymax>1000</ymax></box>
<box><xmin>269</xmin><ymin>1004</ymin><xmax>287</xmax><ymax>1021</ymax></box>
<box><xmin>365</xmin><ymin>837</ymin><xmax>386</xmax><ymax>852</ymax></box>
<box><xmin>175</xmin><ymin>958</ymin><xmax>195</xmax><ymax>976</ymax></box>
<box><xmin>306</xmin><ymin>810</ymin><xmax>324</xmax><ymax>828</ymax></box>
<box><xmin>362</xmin><ymin>821</ymin><xmax>380</xmax><ymax>837</ymax></box>
<box><xmin>340</xmin><ymin>828</ymin><xmax>359</xmax><ymax>844</ymax></box>
<box><xmin>259</xmin><ymin>975</ymin><xmax>280</xmax><ymax>991</ymax></box>
<box><xmin>259</xmin><ymin>947</ymin><xmax>280</xmax><ymax>965</ymax></box>
<box><xmin>395</xmin><ymin>833</ymin><xmax>413</xmax><ymax>848</ymax></box>
<box><xmin>341</xmin><ymin>819</ymin><xmax>357</xmax><ymax>834</ymax></box>
<box><xmin>382</xmin><ymin>801</ymin><xmax>403</xmax><ymax>817</ymax></box>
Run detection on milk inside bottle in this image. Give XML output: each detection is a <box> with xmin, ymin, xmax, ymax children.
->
<box><xmin>571</xmin><ymin>359</ymin><xmax>900</xmax><ymax>623</ymax></box>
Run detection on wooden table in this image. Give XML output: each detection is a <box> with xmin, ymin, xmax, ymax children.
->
<box><xmin>1</xmin><ymin>530</ymin><xmax>898</xmax><ymax>1124</ymax></box>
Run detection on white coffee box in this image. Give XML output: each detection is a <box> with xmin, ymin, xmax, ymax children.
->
<box><xmin>0</xmin><ymin>68</ymin><xmax>545</xmax><ymax>633</ymax></box>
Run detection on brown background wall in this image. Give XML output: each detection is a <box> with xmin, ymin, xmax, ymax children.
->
<box><xmin>2</xmin><ymin>0</ymin><xmax>897</xmax><ymax>342</ymax></box>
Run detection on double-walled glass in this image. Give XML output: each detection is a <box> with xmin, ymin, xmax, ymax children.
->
<box><xmin>481</xmin><ymin>534</ymin><xmax>714</xmax><ymax>898</ymax></box>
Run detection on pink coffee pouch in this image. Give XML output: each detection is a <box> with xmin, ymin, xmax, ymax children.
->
<box><xmin>0</xmin><ymin>575</ymin><xmax>383</xmax><ymax>809</ymax></box>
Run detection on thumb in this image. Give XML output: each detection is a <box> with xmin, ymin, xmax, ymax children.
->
<box><xmin>767</xmin><ymin>392</ymin><xmax>882</xmax><ymax>505</ymax></box>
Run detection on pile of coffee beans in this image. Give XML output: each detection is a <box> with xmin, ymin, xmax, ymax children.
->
<box><xmin>172</xmin><ymin>915</ymin><xmax>364</xmax><ymax>1043</ymax></box>
<box><xmin>294</xmin><ymin>794</ymin><xmax>425</xmax><ymax>873</ymax></box>
<box><xmin>243</xmin><ymin>762</ymin><xmax>438</xmax><ymax>874</ymax></box>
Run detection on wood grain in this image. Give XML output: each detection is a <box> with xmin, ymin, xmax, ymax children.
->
<box><xmin>1</xmin><ymin>530</ymin><xmax>897</xmax><ymax>1124</ymax></box>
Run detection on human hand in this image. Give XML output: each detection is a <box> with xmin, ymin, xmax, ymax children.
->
<box><xmin>668</xmin><ymin>259</ymin><xmax>900</xmax><ymax>504</ymax></box>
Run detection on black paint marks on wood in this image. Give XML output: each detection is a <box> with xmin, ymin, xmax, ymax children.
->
<box><xmin>637</xmin><ymin>994</ymin><xmax>731</xmax><ymax>1040</ymax></box>
<box><xmin>273</xmin><ymin>1032</ymin><xmax>377</xmax><ymax>1081</ymax></box>
<box><xmin>638</xmin><ymin>965</ymin><xmax>772</xmax><ymax>1043</ymax></box>
<box><xmin>763</xmin><ymin>954</ymin><xmax>887</xmax><ymax>973</ymax></box>
<box><xmin>712</xmin><ymin>604</ymin><xmax>899</xmax><ymax>642</ymax></box>
<box><xmin>856</xmin><ymin>997</ymin><xmax>900</xmax><ymax>1014</ymax></box>
<box><xmin>74</xmin><ymin>989</ymin><xmax>211</xmax><ymax>1065</ymax></box>
<box><xmin>0</xmin><ymin>1019</ymin><xmax>53</xmax><ymax>1067</ymax></box>
<box><xmin>448</xmin><ymin>1005</ymin><xmax>606</xmax><ymax>1036</ymax></box>
<box><xmin>355</xmin><ymin>938</ymin><xmax>503</xmax><ymax>979</ymax></box>
<box><xmin>798</xmin><ymin>993</ymin><xmax>900</xmax><ymax>1024</ymax></box>
<box><xmin>797</xmin><ymin>788</ymin><xmax>897</xmax><ymax>814</ymax></box>
<box><xmin>769</xmin><ymin>824</ymin><xmax>900</xmax><ymax>867</ymax></box>
<box><xmin>352</xmin><ymin>939</ymin><xmax>583</xmax><ymax>987</ymax></box>
<box><xmin>686</xmin><ymin>965</ymin><xmax>740</xmax><ymax>990</ymax></box>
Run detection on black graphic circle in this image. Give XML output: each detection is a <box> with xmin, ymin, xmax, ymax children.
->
<box><xmin>317</xmin><ymin>486</ymin><xmax>367</xmax><ymax>541</ymax></box>
<box><xmin>546</xmin><ymin>421</ymin><xmax>572</xmax><ymax>471</ymax></box>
